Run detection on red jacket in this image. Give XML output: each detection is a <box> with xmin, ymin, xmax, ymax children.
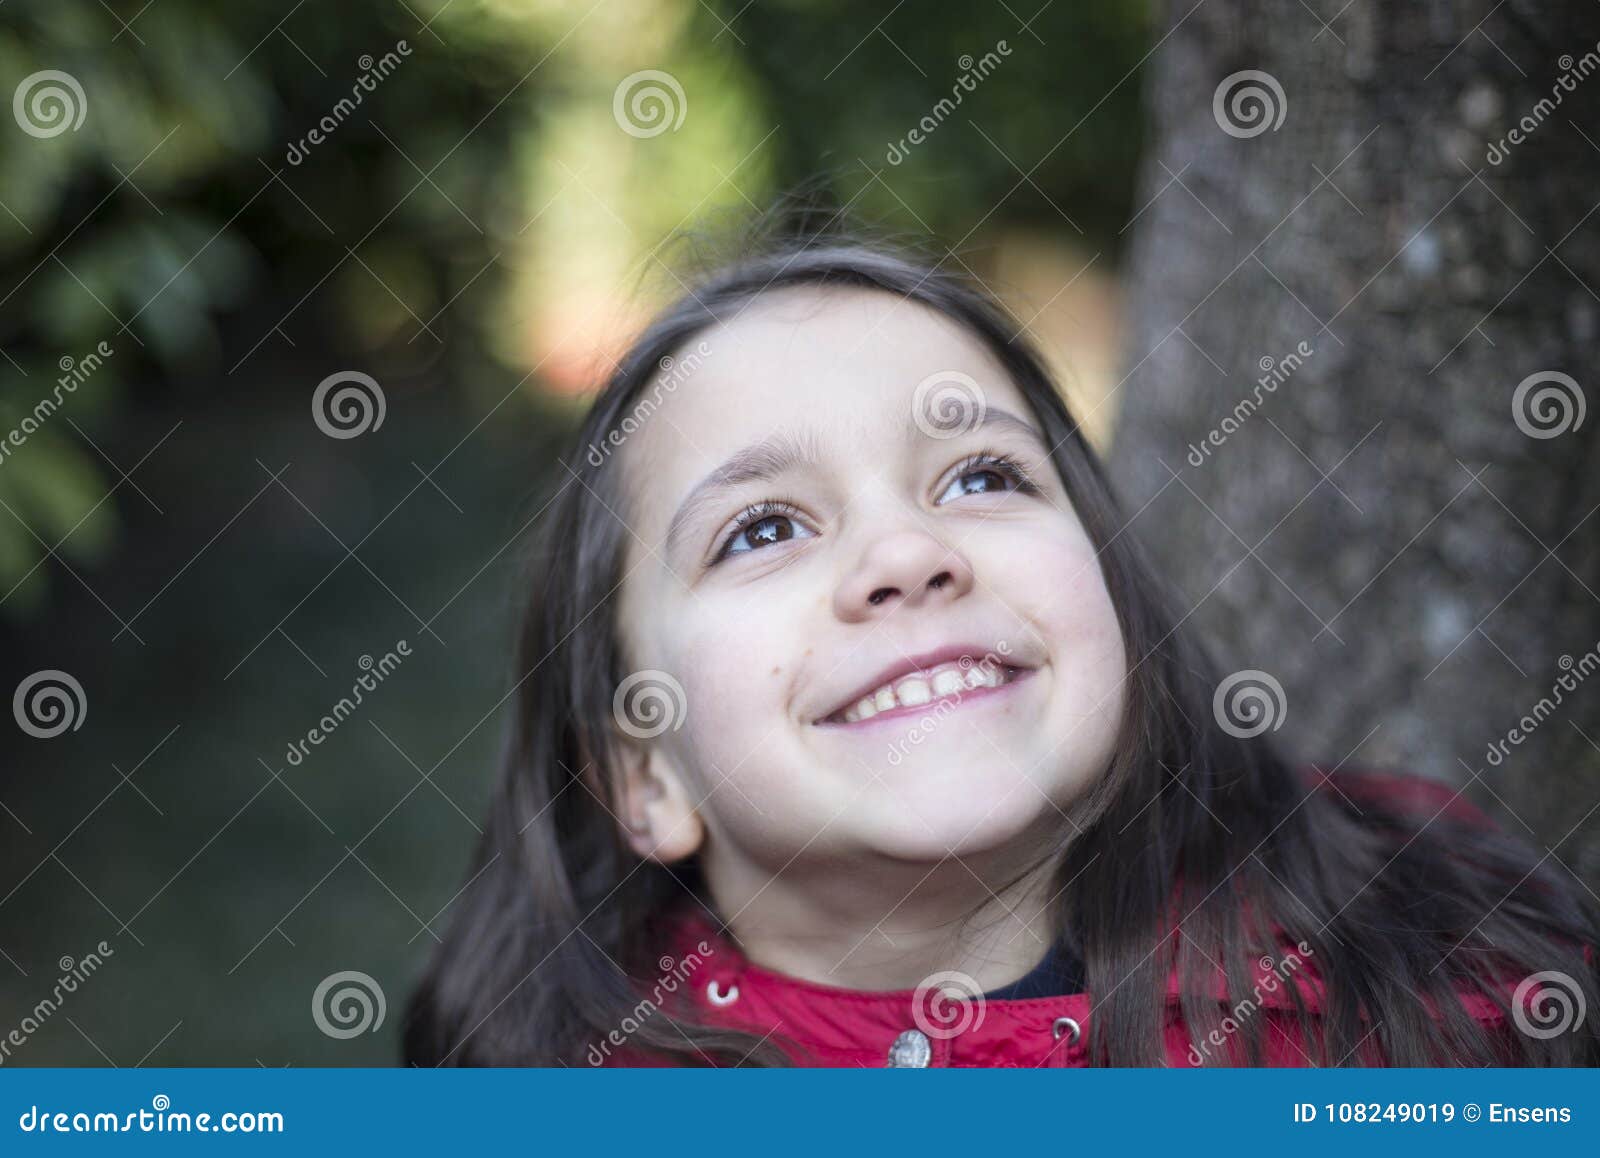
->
<box><xmin>638</xmin><ymin>907</ymin><xmax>1525</xmax><ymax>1068</ymax></box>
<box><xmin>610</xmin><ymin>773</ymin><xmax>1568</xmax><ymax>1068</ymax></box>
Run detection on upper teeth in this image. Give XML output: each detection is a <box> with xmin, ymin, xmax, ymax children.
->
<box><xmin>835</xmin><ymin>659</ymin><xmax>1011</xmax><ymax>724</ymax></box>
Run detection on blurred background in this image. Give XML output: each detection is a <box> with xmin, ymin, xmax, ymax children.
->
<box><xmin>0</xmin><ymin>0</ymin><xmax>1595</xmax><ymax>1064</ymax></box>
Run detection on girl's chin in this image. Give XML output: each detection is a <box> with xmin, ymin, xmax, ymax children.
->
<box><xmin>848</xmin><ymin>809</ymin><xmax>1057</xmax><ymax>864</ymax></box>
<box><xmin>853</xmin><ymin>776</ymin><xmax>1059</xmax><ymax>842</ymax></box>
<box><xmin>844</xmin><ymin>733</ymin><xmax>1049</xmax><ymax>780</ymax></box>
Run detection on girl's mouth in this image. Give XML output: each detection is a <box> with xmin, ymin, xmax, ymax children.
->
<box><xmin>815</xmin><ymin>659</ymin><xmax>1031</xmax><ymax>727</ymax></box>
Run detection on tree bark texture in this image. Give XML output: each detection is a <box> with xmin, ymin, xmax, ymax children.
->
<box><xmin>1111</xmin><ymin>0</ymin><xmax>1600</xmax><ymax>881</ymax></box>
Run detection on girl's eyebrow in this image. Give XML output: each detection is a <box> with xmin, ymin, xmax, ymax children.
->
<box><xmin>665</xmin><ymin>429</ymin><xmax>822</xmax><ymax>557</ymax></box>
<box><xmin>662</xmin><ymin>406</ymin><xmax>1047</xmax><ymax>557</ymax></box>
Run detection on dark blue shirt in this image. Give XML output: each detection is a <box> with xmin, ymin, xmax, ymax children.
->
<box><xmin>980</xmin><ymin>937</ymin><xmax>1086</xmax><ymax>1000</ymax></box>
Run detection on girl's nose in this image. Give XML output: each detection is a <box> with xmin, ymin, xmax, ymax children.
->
<box><xmin>833</xmin><ymin>528</ymin><xmax>976</xmax><ymax>622</ymax></box>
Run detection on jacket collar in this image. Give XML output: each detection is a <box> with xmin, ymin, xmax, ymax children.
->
<box><xmin>658</xmin><ymin>905</ymin><xmax>1337</xmax><ymax>1067</ymax></box>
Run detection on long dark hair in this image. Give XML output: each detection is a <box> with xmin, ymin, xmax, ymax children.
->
<box><xmin>404</xmin><ymin>207</ymin><xmax>1600</xmax><ymax>1067</ymax></box>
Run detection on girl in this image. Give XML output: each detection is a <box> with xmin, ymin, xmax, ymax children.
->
<box><xmin>404</xmin><ymin>211</ymin><xmax>1600</xmax><ymax>1068</ymax></box>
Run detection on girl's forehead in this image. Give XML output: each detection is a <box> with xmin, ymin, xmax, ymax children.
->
<box><xmin>617</xmin><ymin>290</ymin><xmax>1030</xmax><ymax>548</ymax></box>
<box><xmin>636</xmin><ymin>287</ymin><xmax>1027</xmax><ymax>473</ymax></box>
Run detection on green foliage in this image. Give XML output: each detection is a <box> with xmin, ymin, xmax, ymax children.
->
<box><xmin>705</xmin><ymin>0</ymin><xmax>1151</xmax><ymax>245</ymax></box>
<box><xmin>0</xmin><ymin>0</ymin><xmax>534</xmax><ymax>618</ymax></box>
<box><xmin>0</xmin><ymin>0</ymin><xmax>1149</xmax><ymax>620</ymax></box>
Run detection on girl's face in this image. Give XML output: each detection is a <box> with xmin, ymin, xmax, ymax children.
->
<box><xmin>612</xmin><ymin>286</ymin><xmax>1127</xmax><ymax>878</ymax></box>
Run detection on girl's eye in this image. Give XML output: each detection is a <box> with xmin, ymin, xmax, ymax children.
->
<box><xmin>709</xmin><ymin>454</ymin><xmax>1037</xmax><ymax>566</ymax></box>
<box><xmin>712</xmin><ymin>501</ymin><xmax>814</xmax><ymax>563</ymax></box>
<box><xmin>935</xmin><ymin>453</ymin><xmax>1039</xmax><ymax>505</ymax></box>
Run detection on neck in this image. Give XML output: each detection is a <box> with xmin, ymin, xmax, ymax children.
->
<box><xmin>703</xmin><ymin>848</ymin><xmax>1062</xmax><ymax>993</ymax></box>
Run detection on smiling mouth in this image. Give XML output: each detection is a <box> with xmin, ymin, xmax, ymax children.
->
<box><xmin>816</xmin><ymin>659</ymin><xmax>1029</xmax><ymax>726</ymax></box>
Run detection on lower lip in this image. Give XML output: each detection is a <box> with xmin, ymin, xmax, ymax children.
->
<box><xmin>815</xmin><ymin>667</ymin><xmax>1035</xmax><ymax>731</ymax></box>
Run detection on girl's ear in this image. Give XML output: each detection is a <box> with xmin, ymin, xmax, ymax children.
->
<box><xmin>612</xmin><ymin>739</ymin><xmax>704</xmax><ymax>864</ymax></box>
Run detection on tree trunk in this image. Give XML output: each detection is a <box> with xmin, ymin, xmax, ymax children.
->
<box><xmin>1111</xmin><ymin>0</ymin><xmax>1600</xmax><ymax>882</ymax></box>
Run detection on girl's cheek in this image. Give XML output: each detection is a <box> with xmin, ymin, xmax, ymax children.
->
<box><xmin>1059</xmin><ymin>553</ymin><xmax>1120</xmax><ymax>636</ymax></box>
<box><xmin>1027</xmin><ymin>532</ymin><xmax>1127</xmax><ymax>681</ymax></box>
<box><xmin>1017</xmin><ymin>521</ymin><xmax>1107</xmax><ymax>620</ymax></box>
<box><xmin>663</xmin><ymin>600</ymin><xmax>846</xmax><ymax>836</ymax></box>
<box><xmin>673</xmin><ymin>612</ymin><xmax>798</xmax><ymax>744</ymax></box>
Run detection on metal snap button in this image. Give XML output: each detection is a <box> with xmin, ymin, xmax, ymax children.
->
<box><xmin>706</xmin><ymin>979</ymin><xmax>739</xmax><ymax>1006</ymax></box>
<box><xmin>887</xmin><ymin>1028</ymin><xmax>932</xmax><ymax>1067</ymax></box>
<box><xmin>1052</xmin><ymin>1016</ymin><xmax>1081</xmax><ymax>1046</ymax></box>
